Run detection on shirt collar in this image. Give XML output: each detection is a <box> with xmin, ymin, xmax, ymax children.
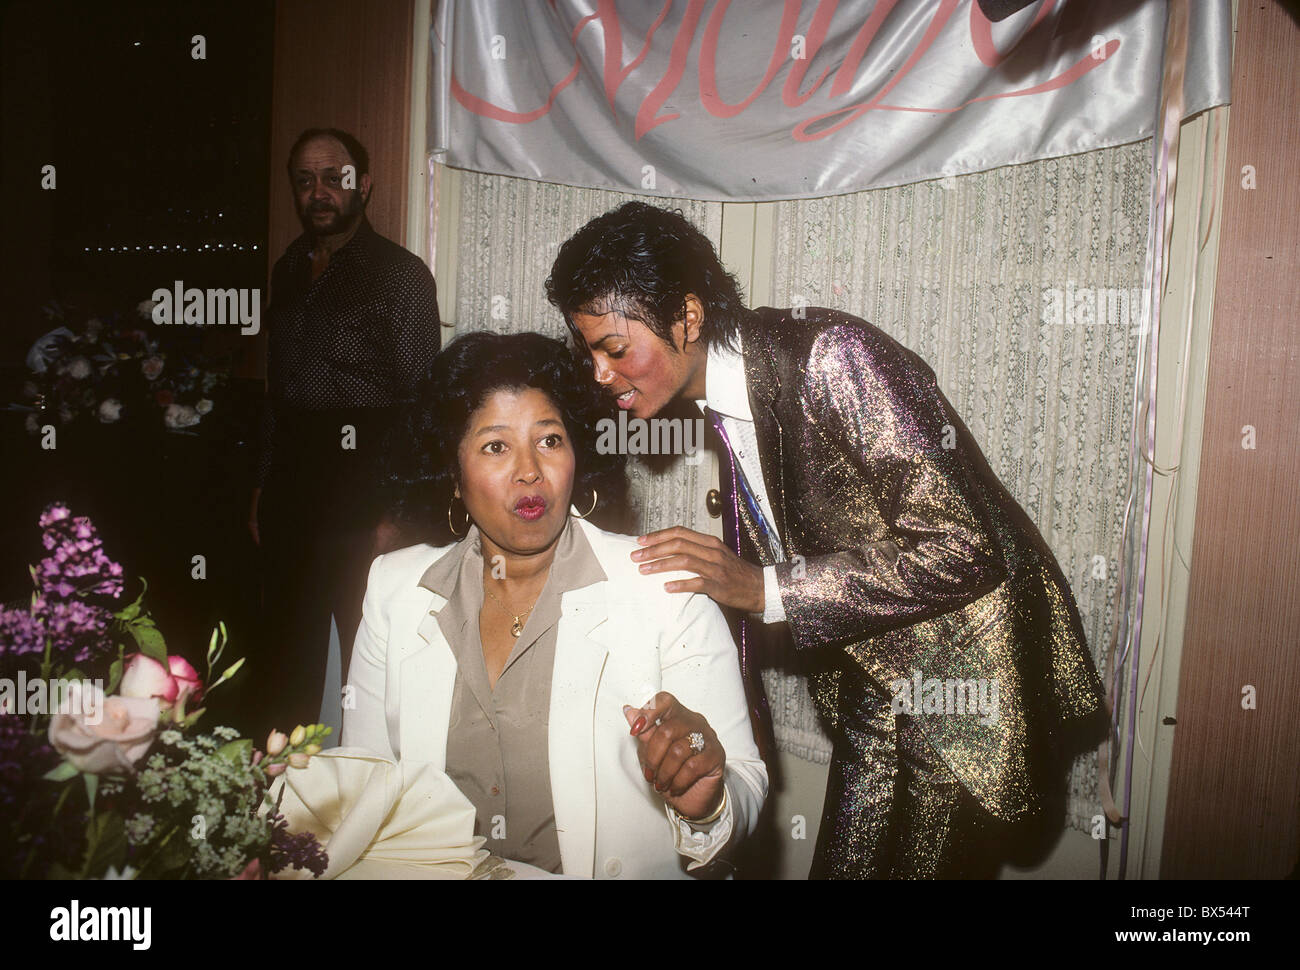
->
<box><xmin>694</xmin><ymin>331</ymin><xmax>751</xmax><ymax>422</ymax></box>
<box><xmin>291</xmin><ymin>216</ymin><xmax>374</xmax><ymax>266</ymax></box>
<box><xmin>417</xmin><ymin>517</ymin><xmax>606</xmax><ymax>600</ymax></box>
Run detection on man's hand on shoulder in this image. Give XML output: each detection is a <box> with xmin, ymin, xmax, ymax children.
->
<box><xmin>631</xmin><ymin>526</ymin><xmax>765</xmax><ymax>614</ymax></box>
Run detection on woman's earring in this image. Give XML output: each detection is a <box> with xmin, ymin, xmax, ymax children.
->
<box><xmin>448</xmin><ymin>494</ymin><xmax>470</xmax><ymax>537</ymax></box>
<box><xmin>572</xmin><ymin>488</ymin><xmax>598</xmax><ymax>519</ymax></box>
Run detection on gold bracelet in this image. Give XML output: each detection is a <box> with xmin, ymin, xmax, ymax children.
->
<box><xmin>681</xmin><ymin>785</ymin><xmax>728</xmax><ymax>825</ymax></box>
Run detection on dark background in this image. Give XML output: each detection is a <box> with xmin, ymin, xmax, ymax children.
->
<box><xmin>2</xmin><ymin>0</ymin><xmax>276</xmax><ymax>731</ymax></box>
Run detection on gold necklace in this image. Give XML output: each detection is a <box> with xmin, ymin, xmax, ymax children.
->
<box><xmin>484</xmin><ymin>583</ymin><xmax>540</xmax><ymax>638</ymax></box>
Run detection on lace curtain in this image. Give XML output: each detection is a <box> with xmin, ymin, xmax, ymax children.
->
<box><xmin>446</xmin><ymin>140</ymin><xmax>1151</xmax><ymax>830</ymax></box>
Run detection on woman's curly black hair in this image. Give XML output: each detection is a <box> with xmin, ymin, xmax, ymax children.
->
<box><xmin>545</xmin><ymin>201</ymin><xmax>746</xmax><ymax>353</ymax></box>
<box><xmin>383</xmin><ymin>331</ymin><xmax>630</xmax><ymax>546</ymax></box>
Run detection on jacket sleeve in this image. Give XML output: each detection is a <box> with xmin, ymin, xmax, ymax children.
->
<box><xmin>774</xmin><ymin>324</ymin><xmax>1007</xmax><ymax>651</ymax></box>
<box><xmin>655</xmin><ymin>589</ymin><xmax>768</xmax><ymax>870</ymax></box>
<box><xmin>340</xmin><ymin>553</ymin><xmax>397</xmax><ymax>760</ymax></box>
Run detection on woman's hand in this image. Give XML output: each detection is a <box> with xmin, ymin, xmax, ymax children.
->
<box><xmin>624</xmin><ymin>692</ymin><xmax>726</xmax><ymax>821</ymax></box>
<box><xmin>631</xmin><ymin>526</ymin><xmax>765</xmax><ymax>614</ymax></box>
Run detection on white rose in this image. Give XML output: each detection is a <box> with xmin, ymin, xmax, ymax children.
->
<box><xmin>48</xmin><ymin>685</ymin><xmax>160</xmax><ymax>775</ymax></box>
<box><xmin>195</xmin><ymin>398</ymin><xmax>213</xmax><ymax>415</ymax></box>
<box><xmin>67</xmin><ymin>357</ymin><xmax>92</xmax><ymax>380</ymax></box>
<box><xmin>98</xmin><ymin>398</ymin><xmax>122</xmax><ymax>423</ymax></box>
<box><xmin>164</xmin><ymin>403</ymin><xmax>200</xmax><ymax>429</ymax></box>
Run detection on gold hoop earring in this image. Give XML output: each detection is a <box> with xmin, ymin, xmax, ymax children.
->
<box><xmin>572</xmin><ymin>488</ymin><xmax>598</xmax><ymax>519</ymax></box>
<box><xmin>448</xmin><ymin>495</ymin><xmax>470</xmax><ymax>537</ymax></box>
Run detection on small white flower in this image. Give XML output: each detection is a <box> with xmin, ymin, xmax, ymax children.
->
<box><xmin>67</xmin><ymin>357</ymin><xmax>92</xmax><ymax>380</ymax></box>
<box><xmin>98</xmin><ymin>398</ymin><xmax>122</xmax><ymax>424</ymax></box>
<box><xmin>195</xmin><ymin>398</ymin><xmax>213</xmax><ymax>415</ymax></box>
<box><xmin>100</xmin><ymin>865</ymin><xmax>139</xmax><ymax>880</ymax></box>
<box><xmin>141</xmin><ymin>356</ymin><xmax>164</xmax><ymax>380</ymax></box>
<box><xmin>137</xmin><ymin>299</ymin><xmax>159</xmax><ymax>321</ymax></box>
<box><xmin>164</xmin><ymin>403</ymin><xmax>200</xmax><ymax>430</ymax></box>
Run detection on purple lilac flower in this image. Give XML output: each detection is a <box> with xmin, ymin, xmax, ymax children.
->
<box><xmin>0</xmin><ymin>607</ymin><xmax>44</xmax><ymax>659</ymax></box>
<box><xmin>36</xmin><ymin>503</ymin><xmax>124</xmax><ymax>601</ymax></box>
<box><xmin>37</xmin><ymin>597</ymin><xmax>113</xmax><ymax>666</ymax></box>
<box><xmin>267</xmin><ymin>813</ymin><xmax>329</xmax><ymax>877</ymax></box>
<box><xmin>0</xmin><ymin>713</ymin><xmax>83</xmax><ymax>878</ymax></box>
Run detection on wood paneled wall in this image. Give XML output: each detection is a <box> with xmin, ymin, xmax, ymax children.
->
<box><xmin>255</xmin><ymin>0</ymin><xmax>416</xmax><ymax>376</ymax></box>
<box><xmin>1160</xmin><ymin>1</ymin><xmax>1300</xmax><ymax>879</ymax></box>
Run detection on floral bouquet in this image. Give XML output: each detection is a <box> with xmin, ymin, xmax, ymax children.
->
<box><xmin>0</xmin><ymin>503</ymin><xmax>327</xmax><ymax>879</ymax></box>
<box><xmin>19</xmin><ymin>297</ymin><xmax>229</xmax><ymax>434</ymax></box>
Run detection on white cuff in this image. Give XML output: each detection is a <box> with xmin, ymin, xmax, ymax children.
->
<box><xmin>665</xmin><ymin>786</ymin><xmax>735</xmax><ymax>870</ymax></box>
<box><xmin>760</xmin><ymin>565</ymin><xmax>787</xmax><ymax>624</ymax></box>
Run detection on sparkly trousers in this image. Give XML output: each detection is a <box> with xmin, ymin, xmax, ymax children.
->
<box><xmin>810</xmin><ymin>664</ymin><xmax>1001</xmax><ymax>879</ymax></box>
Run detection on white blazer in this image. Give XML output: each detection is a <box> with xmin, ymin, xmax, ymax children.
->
<box><xmin>341</xmin><ymin>517</ymin><xmax>768</xmax><ymax>879</ymax></box>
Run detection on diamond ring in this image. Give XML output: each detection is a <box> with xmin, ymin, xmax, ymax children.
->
<box><xmin>687</xmin><ymin>731</ymin><xmax>706</xmax><ymax>753</ymax></box>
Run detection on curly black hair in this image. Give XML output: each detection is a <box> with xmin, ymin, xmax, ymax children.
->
<box><xmin>383</xmin><ymin>331</ymin><xmax>630</xmax><ymax>546</ymax></box>
<box><xmin>545</xmin><ymin>202</ymin><xmax>746</xmax><ymax>353</ymax></box>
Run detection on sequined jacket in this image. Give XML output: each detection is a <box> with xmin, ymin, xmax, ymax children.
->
<box><xmin>733</xmin><ymin>307</ymin><xmax>1105</xmax><ymax>821</ymax></box>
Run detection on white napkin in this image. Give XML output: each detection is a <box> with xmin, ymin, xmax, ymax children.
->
<box><xmin>268</xmin><ymin>747</ymin><xmax>489</xmax><ymax>880</ymax></box>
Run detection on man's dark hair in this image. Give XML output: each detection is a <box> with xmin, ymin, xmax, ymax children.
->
<box><xmin>545</xmin><ymin>202</ymin><xmax>745</xmax><ymax>353</ymax></box>
<box><xmin>286</xmin><ymin>127</ymin><xmax>370</xmax><ymax>180</ymax></box>
<box><xmin>384</xmin><ymin>331</ymin><xmax>629</xmax><ymax>545</ymax></box>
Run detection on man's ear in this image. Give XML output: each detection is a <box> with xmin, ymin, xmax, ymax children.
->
<box><xmin>680</xmin><ymin>293</ymin><xmax>705</xmax><ymax>349</ymax></box>
<box><xmin>359</xmin><ymin>173</ymin><xmax>373</xmax><ymax>207</ymax></box>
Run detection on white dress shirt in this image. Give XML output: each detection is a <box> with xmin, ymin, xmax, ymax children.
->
<box><xmin>694</xmin><ymin>334</ymin><xmax>788</xmax><ymax>625</ymax></box>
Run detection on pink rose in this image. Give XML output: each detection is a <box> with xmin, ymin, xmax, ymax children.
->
<box><xmin>168</xmin><ymin>655</ymin><xmax>203</xmax><ymax>706</ymax></box>
<box><xmin>120</xmin><ymin>653</ymin><xmax>178</xmax><ymax>705</ymax></box>
<box><xmin>120</xmin><ymin>653</ymin><xmax>204</xmax><ymax>710</ymax></box>
<box><xmin>48</xmin><ymin>686</ymin><xmax>160</xmax><ymax>774</ymax></box>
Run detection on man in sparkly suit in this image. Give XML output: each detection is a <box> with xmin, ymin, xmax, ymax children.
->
<box><xmin>547</xmin><ymin>202</ymin><xmax>1106</xmax><ymax>878</ymax></box>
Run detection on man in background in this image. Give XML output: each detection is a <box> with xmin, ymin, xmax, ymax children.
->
<box><xmin>248</xmin><ymin>127</ymin><xmax>440</xmax><ymax>740</ymax></box>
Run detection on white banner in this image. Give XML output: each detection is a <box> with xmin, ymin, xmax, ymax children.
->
<box><xmin>431</xmin><ymin>0</ymin><xmax>1232</xmax><ymax>201</ymax></box>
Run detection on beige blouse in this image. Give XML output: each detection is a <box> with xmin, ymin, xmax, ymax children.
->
<box><xmin>417</xmin><ymin>518</ymin><xmax>607</xmax><ymax>873</ymax></box>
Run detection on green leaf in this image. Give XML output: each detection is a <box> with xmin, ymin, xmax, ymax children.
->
<box><xmin>79</xmin><ymin>811</ymin><xmax>127</xmax><ymax>879</ymax></box>
<box><xmin>43</xmin><ymin>761</ymin><xmax>79</xmax><ymax>782</ymax></box>
<box><xmin>128</xmin><ymin>622</ymin><xmax>167</xmax><ymax>665</ymax></box>
<box><xmin>84</xmin><ymin>773</ymin><xmax>98</xmax><ymax>813</ymax></box>
<box><xmin>115</xmin><ymin>577</ymin><xmax>148</xmax><ymax>623</ymax></box>
<box><xmin>106</xmin><ymin>656</ymin><xmax>124</xmax><ymax>694</ymax></box>
<box><xmin>181</xmin><ymin>706</ymin><xmax>206</xmax><ymax>729</ymax></box>
<box><xmin>151</xmin><ymin>831</ymin><xmax>192</xmax><ymax>876</ymax></box>
<box><xmin>215</xmin><ymin>738</ymin><xmax>253</xmax><ymax>765</ymax></box>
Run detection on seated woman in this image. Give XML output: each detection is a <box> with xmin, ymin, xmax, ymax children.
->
<box><xmin>341</xmin><ymin>331</ymin><xmax>767</xmax><ymax>878</ymax></box>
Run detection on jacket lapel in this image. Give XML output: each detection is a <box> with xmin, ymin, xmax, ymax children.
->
<box><xmin>397</xmin><ymin>589</ymin><xmax>457</xmax><ymax>767</ymax></box>
<box><xmin>547</xmin><ymin>524</ymin><xmax>621</xmax><ymax>878</ymax></box>
<box><xmin>740</xmin><ymin>315</ymin><xmax>791</xmax><ymax>554</ymax></box>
